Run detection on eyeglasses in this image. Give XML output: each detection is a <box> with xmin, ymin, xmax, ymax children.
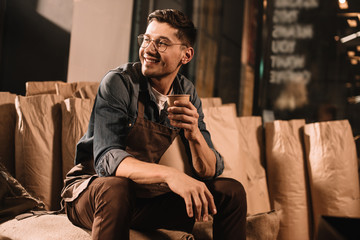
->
<box><xmin>137</xmin><ymin>34</ymin><xmax>185</xmax><ymax>52</ymax></box>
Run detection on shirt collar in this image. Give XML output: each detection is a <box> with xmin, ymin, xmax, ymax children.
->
<box><xmin>141</xmin><ymin>74</ymin><xmax>185</xmax><ymax>102</ymax></box>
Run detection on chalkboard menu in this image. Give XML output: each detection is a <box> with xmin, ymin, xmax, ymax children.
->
<box><xmin>262</xmin><ymin>0</ymin><xmax>320</xmax><ymax>112</ymax></box>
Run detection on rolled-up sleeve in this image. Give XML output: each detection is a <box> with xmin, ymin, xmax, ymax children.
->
<box><xmin>93</xmin><ymin>72</ymin><xmax>135</xmax><ymax>177</ymax></box>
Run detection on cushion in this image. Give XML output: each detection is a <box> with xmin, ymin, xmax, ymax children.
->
<box><xmin>246</xmin><ymin>210</ymin><xmax>280</xmax><ymax>240</ymax></box>
<box><xmin>0</xmin><ymin>210</ymin><xmax>280</xmax><ymax>240</ymax></box>
<box><xmin>15</xmin><ymin>95</ymin><xmax>64</xmax><ymax>210</ymax></box>
<box><xmin>304</xmin><ymin>120</ymin><xmax>360</xmax><ymax>233</ymax></box>
<box><xmin>0</xmin><ymin>214</ymin><xmax>195</xmax><ymax>240</ymax></box>
<box><xmin>265</xmin><ymin>120</ymin><xmax>311</xmax><ymax>240</ymax></box>
<box><xmin>0</xmin><ymin>92</ymin><xmax>16</xmax><ymax>176</ymax></box>
<box><xmin>0</xmin><ymin>163</ymin><xmax>44</xmax><ymax>224</ymax></box>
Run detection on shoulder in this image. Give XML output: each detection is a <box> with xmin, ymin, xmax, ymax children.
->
<box><xmin>98</xmin><ymin>62</ymin><xmax>143</xmax><ymax>105</ymax></box>
<box><xmin>101</xmin><ymin>62</ymin><xmax>141</xmax><ymax>87</ymax></box>
<box><xmin>176</xmin><ymin>74</ymin><xmax>196</xmax><ymax>94</ymax></box>
<box><xmin>99</xmin><ymin>62</ymin><xmax>142</xmax><ymax>96</ymax></box>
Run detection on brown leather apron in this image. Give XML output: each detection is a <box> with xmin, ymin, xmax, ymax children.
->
<box><xmin>62</xmin><ymin>91</ymin><xmax>179</xmax><ymax>202</ymax></box>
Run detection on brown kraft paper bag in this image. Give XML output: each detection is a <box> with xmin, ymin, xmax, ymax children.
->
<box><xmin>73</xmin><ymin>84</ymin><xmax>99</xmax><ymax>99</ymax></box>
<box><xmin>15</xmin><ymin>94</ymin><xmax>64</xmax><ymax>210</ymax></box>
<box><xmin>265</xmin><ymin>120</ymin><xmax>312</xmax><ymax>240</ymax></box>
<box><xmin>237</xmin><ymin>116</ymin><xmax>270</xmax><ymax>215</ymax></box>
<box><xmin>202</xmin><ymin>104</ymin><xmax>247</xmax><ymax>189</ymax></box>
<box><xmin>25</xmin><ymin>81</ymin><xmax>63</xmax><ymax>96</ymax></box>
<box><xmin>61</xmin><ymin>98</ymin><xmax>94</xmax><ymax>179</ymax></box>
<box><xmin>55</xmin><ymin>82</ymin><xmax>99</xmax><ymax>99</ymax></box>
<box><xmin>304</xmin><ymin>120</ymin><xmax>360</xmax><ymax>234</ymax></box>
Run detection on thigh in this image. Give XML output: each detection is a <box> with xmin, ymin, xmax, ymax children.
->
<box><xmin>131</xmin><ymin>192</ymin><xmax>195</xmax><ymax>233</ymax></box>
<box><xmin>65</xmin><ymin>176</ymin><xmax>135</xmax><ymax>231</ymax></box>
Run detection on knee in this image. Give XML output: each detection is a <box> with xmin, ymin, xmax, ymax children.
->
<box><xmin>94</xmin><ymin>177</ymin><xmax>135</xmax><ymax>207</ymax></box>
<box><xmin>211</xmin><ymin>178</ymin><xmax>247</xmax><ymax>210</ymax></box>
<box><xmin>90</xmin><ymin>177</ymin><xmax>135</xmax><ymax>230</ymax></box>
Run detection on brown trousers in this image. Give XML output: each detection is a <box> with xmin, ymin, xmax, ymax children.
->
<box><xmin>65</xmin><ymin>177</ymin><xmax>247</xmax><ymax>240</ymax></box>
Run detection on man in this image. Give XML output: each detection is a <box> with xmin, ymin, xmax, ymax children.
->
<box><xmin>62</xmin><ymin>9</ymin><xmax>247</xmax><ymax>240</ymax></box>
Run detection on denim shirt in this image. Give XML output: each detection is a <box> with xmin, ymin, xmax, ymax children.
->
<box><xmin>74</xmin><ymin>62</ymin><xmax>224</xmax><ymax>179</ymax></box>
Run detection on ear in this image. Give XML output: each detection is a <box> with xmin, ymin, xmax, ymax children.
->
<box><xmin>181</xmin><ymin>47</ymin><xmax>194</xmax><ymax>65</ymax></box>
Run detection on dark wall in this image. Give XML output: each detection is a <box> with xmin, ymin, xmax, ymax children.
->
<box><xmin>0</xmin><ymin>0</ymin><xmax>71</xmax><ymax>95</ymax></box>
<box><xmin>215</xmin><ymin>0</ymin><xmax>244</xmax><ymax>105</ymax></box>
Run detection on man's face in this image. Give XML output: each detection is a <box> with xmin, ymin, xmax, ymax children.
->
<box><xmin>139</xmin><ymin>21</ymin><xmax>187</xmax><ymax>83</ymax></box>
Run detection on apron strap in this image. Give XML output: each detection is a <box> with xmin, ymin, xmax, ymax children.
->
<box><xmin>137</xmin><ymin>92</ymin><xmax>146</xmax><ymax>119</ymax></box>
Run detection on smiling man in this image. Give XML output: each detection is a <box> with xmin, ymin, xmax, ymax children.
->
<box><xmin>61</xmin><ymin>9</ymin><xmax>247</xmax><ymax>240</ymax></box>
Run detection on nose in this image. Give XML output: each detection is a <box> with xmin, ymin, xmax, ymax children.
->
<box><xmin>144</xmin><ymin>40</ymin><xmax>157</xmax><ymax>53</ymax></box>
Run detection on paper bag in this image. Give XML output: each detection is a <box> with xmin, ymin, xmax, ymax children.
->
<box><xmin>55</xmin><ymin>82</ymin><xmax>99</xmax><ymax>99</ymax></box>
<box><xmin>200</xmin><ymin>97</ymin><xmax>222</xmax><ymax>109</ymax></box>
<box><xmin>203</xmin><ymin>104</ymin><xmax>247</xmax><ymax>188</ymax></box>
<box><xmin>25</xmin><ymin>81</ymin><xmax>63</xmax><ymax>96</ymax></box>
<box><xmin>304</xmin><ymin>120</ymin><xmax>360</xmax><ymax>234</ymax></box>
<box><xmin>159</xmin><ymin>135</ymin><xmax>193</xmax><ymax>176</ymax></box>
<box><xmin>61</xmin><ymin>98</ymin><xmax>94</xmax><ymax>179</ymax></box>
<box><xmin>237</xmin><ymin>116</ymin><xmax>270</xmax><ymax>215</ymax></box>
<box><xmin>15</xmin><ymin>95</ymin><xmax>64</xmax><ymax>210</ymax></box>
<box><xmin>265</xmin><ymin>120</ymin><xmax>312</xmax><ymax>240</ymax></box>
<box><xmin>73</xmin><ymin>85</ymin><xmax>99</xmax><ymax>99</ymax></box>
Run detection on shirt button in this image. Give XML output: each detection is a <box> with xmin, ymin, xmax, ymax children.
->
<box><xmin>100</xmin><ymin>170</ymin><xmax>106</xmax><ymax>175</ymax></box>
<box><xmin>128</xmin><ymin>123</ymin><xmax>132</xmax><ymax>127</ymax></box>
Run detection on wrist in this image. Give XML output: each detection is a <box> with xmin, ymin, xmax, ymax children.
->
<box><xmin>186</xmin><ymin>128</ymin><xmax>202</xmax><ymax>143</ymax></box>
<box><xmin>163</xmin><ymin>166</ymin><xmax>180</xmax><ymax>182</ymax></box>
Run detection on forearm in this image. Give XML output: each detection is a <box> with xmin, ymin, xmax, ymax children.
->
<box><xmin>188</xmin><ymin>130</ymin><xmax>216</xmax><ymax>178</ymax></box>
<box><xmin>115</xmin><ymin>156</ymin><xmax>176</xmax><ymax>184</ymax></box>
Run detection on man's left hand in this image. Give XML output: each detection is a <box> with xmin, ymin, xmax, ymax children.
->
<box><xmin>167</xmin><ymin>100</ymin><xmax>200</xmax><ymax>141</ymax></box>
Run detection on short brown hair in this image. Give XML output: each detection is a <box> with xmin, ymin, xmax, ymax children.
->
<box><xmin>148</xmin><ymin>9</ymin><xmax>197</xmax><ymax>47</ymax></box>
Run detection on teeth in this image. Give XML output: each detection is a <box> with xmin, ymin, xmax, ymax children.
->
<box><xmin>145</xmin><ymin>58</ymin><xmax>157</xmax><ymax>63</ymax></box>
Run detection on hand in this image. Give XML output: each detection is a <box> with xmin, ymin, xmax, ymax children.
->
<box><xmin>165</xmin><ymin>170</ymin><xmax>217</xmax><ymax>222</ymax></box>
<box><xmin>167</xmin><ymin>100</ymin><xmax>200</xmax><ymax>141</ymax></box>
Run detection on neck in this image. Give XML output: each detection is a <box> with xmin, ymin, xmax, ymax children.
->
<box><xmin>149</xmin><ymin>78</ymin><xmax>173</xmax><ymax>95</ymax></box>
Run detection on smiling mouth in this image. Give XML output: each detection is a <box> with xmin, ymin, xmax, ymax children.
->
<box><xmin>144</xmin><ymin>56</ymin><xmax>160</xmax><ymax>64</ymax></box>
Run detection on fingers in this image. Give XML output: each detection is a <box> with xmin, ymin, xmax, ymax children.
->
<box><xmin>167</xmin><ymin>101</ymin><xmax>199</xmax><ymax>130</ymax></box>
<box><xmin>167</xmin><ymin>100</ymin><xmax>197</xmax><ymax>115</ymax></box>
<box><xmin>205</xmin><ymin>189</ymin><xmax>217</xmax><ymax>215</ymax></box>
<box><xmin>168</xmin><ymin>172</ymin><xmax>216</xmax><ymax>222</ymax></box>
<box><xmin>172</xmin><ymin>100</ymin><xmax>196</xmax><ymax>109</ymax></box>
<box><xmin>192</xmin><ymin>193</ymin><xmax>202</xmax><ymax>221</ymax></box>
<box><xmin>188</xmin><ymin>184</ymin><xmax>215</xmax><ymax>222</ymax></box>
<box><xmin>184</xmin><ymin>195</ymin><xmax>194</xmax><ymax>218</ymax></box>
<box><xmin>168</xmin><ymin>108</ymin><xmax>198</xmax><ymax>120</ymax></box>
<box><xmin>168</xmin><ymin>115</ymin><xmax>197</xmax><ymax>130</ymax></box>
<box><xmin>199</xmin><ymin>191</ymin><xmax>209</xmax><ymax>221</ymax></box>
